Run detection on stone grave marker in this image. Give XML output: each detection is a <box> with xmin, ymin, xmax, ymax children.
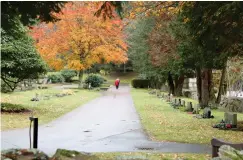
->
<box><xmin>170</xmin><ymin>94</ymin><xmax>173</xmax><ymax>102</ymax></box>
<box><xmin>172</xmin><ymin>98</ymin><xmax>179</xmax><ymax>108</ymax></box>
<box><xmin>176</xmin><ymin>99</ymin><xmax>180</xmax><ymax>106</ymax></box>
<box><xmin>224</xmin><ymin>112</ymin><xmax>237</xmax><ymax>128</ymax></box>
<box><xmin>157</xmin><ymin>91</ymin><xmax>161</xmax><ymax>97</ymax></box>
<box><xmin>178</xmin><ymin>99</ymin><xmax>181</xmax><ymax>106</ymax></box>
<box><xmin>173</xmin><ymin>98</ymin><xmax>177</xmax><ymax>105</ymax></box>
<box><xmin>182</xmin><ymin>100</ymin><xmax>186</xmax><ymax>107</ymax></box>
<box><xmin>166</xmin><ymin>95</ymin><xmax>170</xmax><ymax>102</ymax></box>
<box><xmin>193</xmin><ymin>104</ymin><xmax>200</xmax><ymax>114</ymax></box>
<box><xmin>203</xmin><ymin>107</ymin><xmax>211</xmax><ymax>118</ymax></box>
<box><xmin>186</xmin><ymin>102</ymin><xmax>193</xmax><ymax>112</ymax></box>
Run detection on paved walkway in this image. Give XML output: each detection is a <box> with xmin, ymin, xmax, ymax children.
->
<box><xmin>1</xmin><ymin>86</ymin><xmax>211</xmax><ymax>156</ymax></box>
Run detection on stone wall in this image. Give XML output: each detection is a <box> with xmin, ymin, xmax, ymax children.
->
<box><xmin>183</xmin><ymin>78</ymin><xmax>197</xmax><ymax>91</ymax></box>
<box><xmin>220</xmin><ymin>97</ymin><xmax>243</xmax><ymax>113</ymax></box>
<box><xmin>182</xmin><ymin>78</ymin><xmax>198</xmax><ymax>100</ymax></box>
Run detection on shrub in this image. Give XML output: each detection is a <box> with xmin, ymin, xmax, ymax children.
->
<box><xmin>99</xmin><ymin>76</ymin><xmax>107</xmax><ymax>82</ymax></box>
<box><xmin>138</xmin><ymin>74</ymin><xmax>147</xmax><ymax>80</ymax></box>
<box><xmin>131</xmin><ymin>79</ymin><xmax>150</xmax><ymax>88</ymax></box>
<box><xmin>85</xmin><ymin>74</ymin><xmax>104</xmax><ymax>87</ymax></box>
<box><xmin>61</xmin><ymin>69</ymin><xmax>77</xmax><ymax>82</ymax></box>
<box><xmin>1</xmin><ymin>103</ymin><xmax>30</xmax><ymax>113</ymax></box>
<box><xmin>47</xmin><ymin>73</ymin><xmax>64</xmax><ymax>83</ymax></box>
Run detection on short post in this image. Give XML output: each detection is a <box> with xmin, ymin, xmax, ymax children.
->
<box><xmin>33</xmin><ymin>118</ymin><xmax>38</xmax><ymax>148</ymax></box>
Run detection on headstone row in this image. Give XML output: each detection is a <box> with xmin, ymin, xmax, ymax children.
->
<box><xmin>148</xmin><ymin>91</ymin><xmax>212</xmax><ymax>117</ymax></box>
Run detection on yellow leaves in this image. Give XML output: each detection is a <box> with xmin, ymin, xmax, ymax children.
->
<box><xmin>68</xmin><ymin>60</ymin><xmax>84</xmax><ymax>70</ymax></box>
<box><xmin>183</xmin><ymin>17</ymin><xmax>190</xmax><ymax>23</ymax></box>
<box><xmin>129</xmin><ymin>12</ymin><xmax>136</xmax><ymax>19</ymax></box>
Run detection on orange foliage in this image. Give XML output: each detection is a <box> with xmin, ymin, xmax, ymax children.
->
<box><xmin>125</xmin><ymin>2</ymin><xmax>182</xmax><ymax>20</ymax></box>
<box><xmin>31</xmin><ymin>2</ymin><xmax>127</xmax><ymax>71</ymax></box>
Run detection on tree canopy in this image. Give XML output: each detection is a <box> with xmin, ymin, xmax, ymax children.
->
<box><xmin>1</xmin><ymin>20</ymin><xmax>47</xmax><ymax>91</ymax></box>
<box><xmin>1</xmin><ymin>1</ymin><xmax>65</xmax><ymax>31</ymax></box>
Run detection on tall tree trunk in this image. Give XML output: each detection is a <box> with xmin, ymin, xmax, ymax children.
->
<box><xmin>216</xmin><ymin>66</ymin><xmax>226</xmax><ymax>104</ymax></box>
<box><xmin>168</xmin><ymin>71</ymin><xmax>175</xmax><ymax>95</ymax></box>
<box><xmin>123</xmin><ymin>63</ymin><xmax>126</xmax><ymax>73</ymax></box>
<box><xmin>78</xmin><ymin>70</ymin><xmax>84</xmax><ymax>88</ymax></box>
<box><xmin>196</xmin><ymin>68</ymin><xmax>202</xmax><ymax>105</ymax></box>
<box><xmin>174</xmin><ymin>75</ymin><xmax>185</xmax><ymax>96</ymax></box>
<box><xmin>200</xmin><ymin>68</ymin><xmax>213</xmax><ymax>108</ymax></box>
<box><xmin>209</xmin><ymin>69</ymin><xmax>216</xmax><ymax>102</ymax></box>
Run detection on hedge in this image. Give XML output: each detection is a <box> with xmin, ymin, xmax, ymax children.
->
<box><xmin>1</xmin><ymin>103</ymin><xmax>30</xmax><ymax>113</ymax></box>
<box><xmin>131</xmin><ymin>79</ymin><xmax>150</xmax><ymax>88</ymax></box>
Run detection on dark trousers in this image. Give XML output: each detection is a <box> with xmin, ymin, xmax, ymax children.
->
<box><xmin>116</xmin><ymin>85</ymin><xmax>119</xmax><ymax>89</ymax></box>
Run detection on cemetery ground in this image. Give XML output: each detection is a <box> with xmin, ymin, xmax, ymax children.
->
<box><xmin>94</xmin><ymin>152</ymin><xmax>210</xmax><ymax>160</ymax></box>
<box><xmin>1</xmin><ymin>87</ymin><xmax>99</xmax><ymax>130</ymax></box>
<box><xmin>1</xmin><ymin>71</ymin><xmax>136</xmax><ymax>131</ymax></box>
<box><xmin>131</xmin><ymin>89</ymin><xmax>243</xmax><ymax>145</ymax></box>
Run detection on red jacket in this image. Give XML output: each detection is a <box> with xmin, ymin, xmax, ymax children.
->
<box><xmin>115</xmin><ymin>79</ymin><xmax>120</xmax><ymax>86</ymax></box>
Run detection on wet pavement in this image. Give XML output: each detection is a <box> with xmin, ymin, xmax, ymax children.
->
<box><xmin>1</xmin><ymin>86</ymin><xmax>211</xmax><ymax>156</ymax></box>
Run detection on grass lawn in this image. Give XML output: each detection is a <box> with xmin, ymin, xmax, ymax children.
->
<box><xmin>1</xmin><ymin>87</ymin><xmax>99</xmax><ymax>130</ymax></box>
<box><xmin>131</xmin><ymin>89</ymin><xmax>243</xmax><ymax>144</ymax></box>
<box><xmin>95</xmin><ymin>152</ymin><xmax>210</xmax><ymax>160</ymax></box>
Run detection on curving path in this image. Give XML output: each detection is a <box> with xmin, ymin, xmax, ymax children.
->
<box><xmin>1</xmin><ymin>86</ymin><xmax>211</xmax><ymax>156</ymax></box>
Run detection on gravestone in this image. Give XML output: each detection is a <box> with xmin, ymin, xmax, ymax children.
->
<box><xmin>42</xmin><ymin>77</ymin><xmax>48</xmax><ymax>85</ymax></box>
<box><xmin>31</xmin><ymin>93</ymin><xmax>39</xmax><ymax>101</ymax></box>
<box><xmin>175</xmin><ymin>99</ymin><xmax>180</xmax><ymax>106</ymax></box>
<box><xmin>166</xmin><ymin>95</ymin><xmax>170</xmax><ymax>102</ymax></box>
<box><xmin>178</xmin><ymin>99</ymin><xmax>181</xmax><ymax>106</ymax></box>
<box><xmin>172</xmin><ymin>98</ymin><xmax>180</xmax><ymax>109</ymax></box>
<box><xmin>203</xmin><ymin>107</ymin><xmax>211</xmax><ymax>118</ymax></box>
<box><xmin>186</xmin><ymin>102</ymin><xmax>193</xmax><ymax>112</ymax></box>
<box><xmin>169</xmin><ymin>94</ymin><xmax>173</xmax><ymax>102</ymax></box>
<box><xmin>182</xmin><ymin>100</ymin><xmax>186</xmax><ymax>107</ymax></box>
<box><xmin>157</xmin><ymin>91</ymin><xmax>161</xmax><ymax>97</ymax></box>
<box><xmin>193</xmin><ymin>104</ymin><xmax>200</xmax><ymax>114</ymax></box>
<box><xmin>224</xmin><ymin>112</ymin><xmax>237</xmax><ymax>128</ymax></box>
<box><xmin>173</xmin><ymin>98</ymin><xmax>177</xmax><ymax>105</ymax></box>
<box><xmin>149</xmin><ymin>89</ymin><xmax>156</xmax><ymax>95</ymax></box>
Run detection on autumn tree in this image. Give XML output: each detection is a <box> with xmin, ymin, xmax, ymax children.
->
<box><xmin>32</xmin><ymin>2</ymin><xmax>127</xmax><ymax>88</ymax></box>
<box><xmin>124</xmin><ymin>2</ymin><xmax>188</xmax><ymax>95</ymax></box>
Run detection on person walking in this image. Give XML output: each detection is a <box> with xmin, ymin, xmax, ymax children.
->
<box><xmin>115</xmin><ymin>78</ymin><xmax>120</xmax><ymax>89</ymax></box>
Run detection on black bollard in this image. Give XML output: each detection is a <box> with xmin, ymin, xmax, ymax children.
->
<box><xmin>33</xmin><ymin>118</ymin><xmax>38</xmax><ymax>148</ymax></box>
<box><xmin>29</xmin><ymin>117</ymin><xmax>38</xmax><ymax>149</ymax></box>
